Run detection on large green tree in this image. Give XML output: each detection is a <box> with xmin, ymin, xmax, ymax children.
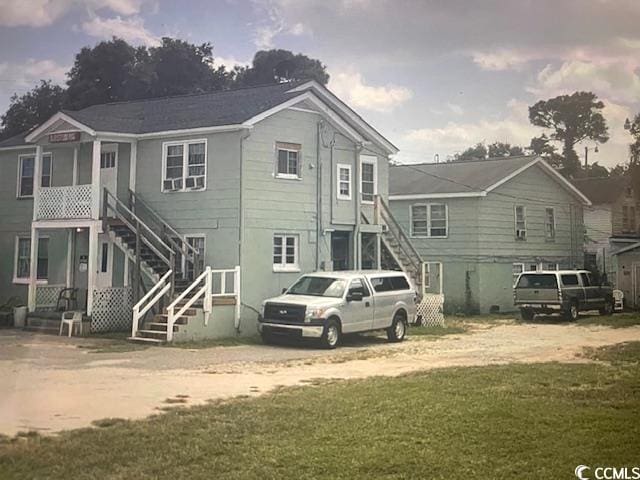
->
<box><xmin>452</xmin><ymin>141</ymin><xmax>524</xmax><ymax>162</ymax></box>
<box><xmin>234</xmin><ymin>49</ymin><xmax>329</xmax><ymax>87</ymax></box>
<box><xmin>529</xmin><ymin>91</ymin><xmax>609</xmax><ymax>176</ymax></box>
<box><xmin>0</xmin><ymin>80</ymin><xmax>65</xmax><ymax>140</ymax></box>
<box><xmin>624</xmin><ymin>114</ymin><xmax>640</xmax><ymax>166</ymax></box>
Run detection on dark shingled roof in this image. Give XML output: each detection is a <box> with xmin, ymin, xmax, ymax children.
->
<box><xmin>389</xmin><ymin>156</ymin><xmax>537</xmax><ymax>196</ymax></box>
<box><xmin>571</xmin><ymin>176</ymin><xmax>628</xmax><ymax>204</ymax></box>
<box><xmin>0</xmin><ymin>132</ymin><xmax>30</xmax><ymax>149</ymax></box>
<box><xmin>63</xmin><ymin>81</ymin><xmax>307</xmax><ymax>134</ymax></box>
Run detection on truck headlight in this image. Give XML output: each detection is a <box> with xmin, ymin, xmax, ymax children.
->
<box><xmin>305</xmin><ymin>308</ymin><xmax>326</xmax><ymax>321</ymax></box>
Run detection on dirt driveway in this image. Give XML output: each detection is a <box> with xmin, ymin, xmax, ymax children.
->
<box><xmin>1</xmin><ymin>321</ymin><xmax>639</xmax><ymax>436</ymax></box>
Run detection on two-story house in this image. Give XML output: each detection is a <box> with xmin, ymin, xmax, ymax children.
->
<box><xmin>388</xmin><ymin>156</ymin><xmax>591</xmax><ymax>314</ymax></box>
<box><xmin>573</xmin><ymin>175</ymin><xmax>640</xmax><ymax>308</ymax></box>
<box><xmin>0</xmin><ymin>80</ymin><xmax>403</xmax><ymax>341</ymax></box>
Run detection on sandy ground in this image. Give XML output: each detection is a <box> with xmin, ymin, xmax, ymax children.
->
<box><xmin>1</xmin><ymin>321</ymin><xmax>639</xmax><ymax>436</ymax></box>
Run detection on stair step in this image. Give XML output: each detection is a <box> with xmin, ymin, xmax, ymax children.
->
<box><xmin>144</xmin><ymin>322</ymin><xmax>179</xmax><ymax>332</ymax></box>
<box><xmin>137</xmin><ymin>329</ymin><xmax>169</xmax><ymax>339</ymax></box>
<box><xmin>155</xmin><ymin>313</ymin><xmax>192</xmax><ymax>323</ymax></box>
<box><xmin>128</xmin><ymin>336</ymin><xmax>165</xmax><ymax>344</ymax></box>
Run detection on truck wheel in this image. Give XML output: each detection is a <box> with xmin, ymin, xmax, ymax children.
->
<box><xmin>563</xmin><ymin>302</ymin><xmax>579</xmax><ymax>321</ymax></box>
<box><xmin>387</xmin><ymin>313</ymin><xmax>407</xmax><ymax>342</ymax></box>
<box><xmin>599</xmin><ymin>300</ymin><xmax>613</xmax><ymax>316</ymax></box>
<box><xmin>520</xmin><ymin>308</ymin><xmax>535</xmax><ymax>321</ymax></box>
<box><xmin>320</xmin><ymin>319</ymin><xmax>341</xmax><ymax>349</ymax></box>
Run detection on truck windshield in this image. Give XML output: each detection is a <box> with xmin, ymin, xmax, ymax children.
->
<box><xmin>516</xmin><ymin>274</ymin><xmax>558</xmax><ymax>289</ymax></box>
<box><xmin>287</xmin><ymin>276</ymin><xmax>347</xmax><ymax>297</ymax></box>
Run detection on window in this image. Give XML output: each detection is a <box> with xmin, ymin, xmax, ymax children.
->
<box><xmin>14</xmin><ymin>236</ymin><xmax>49</xmax><ymax>283</ymax></box>
<box><xmin>543</xmin><ymin>263</ymin><xmax>559</xmax><ymax>271</ymax></box>
<box><xmin>410</xmin><ymin>204</ymin><xmax>448</xmax><ymax>237</ymax></box>
<box><xmin>100</xmin><ymin>151</ymin><xmax>116</xmax><ymax>169</ymax></box>
<box><xmin>17</xmin><ymin>153</ymin><xmax>52</xmax><ymax>197</ymax></box>
<box><xmin>514</xmin><ymin>205</ymin><xmax>526</xmax><ymax>240</ymax></box>
<box><xmin>561</xmin><ymin>274</ymin><xmax>579</xmax><ymax>286</ymax></box>
<box><xmin>545</xmin><ymin>207</ymin><xmax>555</xmax><ymax>240</ymax></box>
<box><xmin>273</xmin><ymin>234</ymin><xmax>299</xmax><ymax>271</ymax></box>
<box><xmin>348</xmin><ymin>278</ymin><xmax>371</xmax><ymax>297</ymax></box>
<box><xmin>623</xmin><ymin>205</ymin><xmax>637</xmax><ymax>233</ymax></box>
<box><xmin>580</xmin><ymin>272</ymin><xmax>592</xmax><ymax>287</ymax></box>
<box><xmin>370</xmin><ymin>275</ymin><xmax>411</xmax><ymax>293</ymax></box>
<box><xmin>337</xmin><ymin>164</ymin><xmax>352</xmax><ymax>200</ymax></box>
<box><xmin>516</xmin><ymin>274</ymin><xmax>558</xmax><ymax>289</ymax></box>
<box><xmin>162</xmin><ymin>140</ymin><xmax>206</xmax><ymax>192</ymax></box>
<box><xmin>527</xmin><ymin>264</ymin><xmax>538</xmax><ymax>272</ymax></box>
<box><xmin>275</xmin><ymin>142</ymin><xmax>301</xmax><ymax>178</ymax></box>
<box><xmin>100</xmin><ymin>242</ymin><xmax>109</xmax><ymax>273</ymax></box>
<box><xmin>186</xmin><ymin>236</ymin><xmax>205</xmax><ymax>280</ymax></box>
<box><xmin>360</xmin><ymin>155</ymin><xmax>377</xmax><ymax>203</ymax></box>
<box><xmin>512</xmin><ymin>263</ymin><xmax>524</xmax><ymax>284</ymax></box>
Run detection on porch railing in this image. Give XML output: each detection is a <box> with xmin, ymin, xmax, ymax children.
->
<box><xmin>35</xmin><ymin>185</ymin><xmax>93</xmax><ymax>220</ymax></box>
<box><xmin>131</xmin><ymin>270</ymin><xmax>172</xmax><ymax>338</ymax></box>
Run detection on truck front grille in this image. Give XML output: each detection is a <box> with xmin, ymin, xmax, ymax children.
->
<box><xmin>263</xmin><ymin>303</ymin><xmax>306</xmax><ymax>323</ymax></box>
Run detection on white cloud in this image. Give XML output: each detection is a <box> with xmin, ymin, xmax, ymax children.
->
<box><xmin>81</xmin><ymin>15</ymin><xmax>160</xmax><ymax>46</ymax></box>
<box><xmin>212</xmin><ymin>56</ymin><xmax>250</xmax><ymax>70</ymax></box>
<box><xmin>0</xmin><ymin>0</ymin><xmax>148</xmax><ymax>27</ymax></box>
<box><xmin>0</xmin><ymin>58</ymin><xmax>68</xmax><ymax>112</ymax></box>
<box><xmin>471</xmin><ymin>49</ymin><xmax>537</xmax><ymax>71</ymax></box>
<box><xmin>328</xmin><ymin>71</ymin><xmax>412</xmax><ymax>113</ymax></box>
<box><xmin>446</xmin><ymin>102</ymin><xmax>464</xmax><ymax>115</ymax></box>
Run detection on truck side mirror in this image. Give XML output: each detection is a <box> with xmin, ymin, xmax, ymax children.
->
<box><xmin>282</xmin><ymin>288</ymin><xmax>287</xmax><ymax>294</ymax></box>
<box><xmin>347</xmin><ymin>291</ymin><xmax>364</xmax><ymax>302</ymax></box>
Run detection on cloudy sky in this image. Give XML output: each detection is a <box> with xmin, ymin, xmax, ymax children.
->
<box><xmin>1</xmin><ymin>0</ymin><xmax>639</xmax><ymax>167</ymax></box>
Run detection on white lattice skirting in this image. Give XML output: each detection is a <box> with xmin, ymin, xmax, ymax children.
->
<box><xmin>36</xmin><ymin>185</ymin><xmax>93</xmax><ymax>220</ymax></box>
<box><xmin>91</xmin><ymin>287</ymin><xmax>133</xmax><ymax>333</ymax></box>
<box><xmin>36</xmin><ymin>285</ymin><xmax>66</xmax><ymax>310</ymax></box>
<box><xmin>416</xmin><ymin>294</ymin><xmax>445</xmax><ymax>327</ymax></box>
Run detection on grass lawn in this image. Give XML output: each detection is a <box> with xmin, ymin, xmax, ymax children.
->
<box><xmin>2</xmin><ymin>343</ymin><xmax>639</xmax><ymax>479</ymax></box>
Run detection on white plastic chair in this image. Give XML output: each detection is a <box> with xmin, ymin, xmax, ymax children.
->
<box><xmin>613</xmin><ymin>290</ymin><xmax>624</xmax><ymax>312</ymax></box>
<box><xmin>59</xmin><ymin>311</ymin><xmax>84</xmax><ymax>337</ymax></box>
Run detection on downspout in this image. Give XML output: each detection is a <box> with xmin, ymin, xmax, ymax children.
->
<box><xmin>316</xmin><ymin>121</ymin><xmax>322</xmax><ymax>270</ymax></box>
<box><xmin>237</xmin><ymin>128</ymin><xmax>251</xmax><ymax>332</ymax></box>
<box><xmin>354</xmin><ymin>143</ymin><xmax>363</xmax><ymax>269</ymax></box>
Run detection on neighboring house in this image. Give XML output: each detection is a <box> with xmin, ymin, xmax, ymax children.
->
<box><xmin>0</xmin><ymin>80</ymin><xmax>401</xmax><ymax>341</ymax></box>
<box><xmin>573</xmin><ymin>175</ymin><xmax>640</xmax><ymax>308</ymax></box>
<box><xmin>388</xmin><ymin>156</ymin><xmax>591</xmax><ymax>314</ymax></box>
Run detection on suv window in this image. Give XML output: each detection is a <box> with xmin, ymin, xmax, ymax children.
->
<box><xmin>516</xmin><ymin>274</ymin><xmax>558</xmax><ymax>289</ymax></box>
<box><xmin>580</xmin><ymin>273</ymin><xmax>591</xmax><ymax>287</ymax></box>
<box><xmin>561</xmin><ymin>274</ymin><xmax>579</xmax><ymax>286</ymax></box>
<box><xmin>370</xmin><ymin>275</ymin><xmax>410</xmax><ymax>292</ymax></box>
<box><xmin>348</xmin><ymin>278</ymin><xmax>371</xmax><ymax>297</ymax></box>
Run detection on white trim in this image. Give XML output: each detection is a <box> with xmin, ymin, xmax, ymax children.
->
<box><xmin>360</xmin><ymin>155</ymin><xmax>378</xmax><ymax>204</ymax></box>
<box><xmin>25</xmin><ymin>112</ymin><xmax>95</xmax><ymax>142</ymax></box>
<box><xmin>389</xmin><ymin>191</ymin><xmax>486</xmax><ymax>200</ymax></box>
<box><xmin>275</xmin><ymin>144</ymin><xmax>302</xmax><ymax>179</ymax></box>
<box><xmin>273</xmin><ymin>233</ymin><xmax>300</xmax><ymax>272</ymax></box>
<box><xmin>32</xmin><ymin>219</ymin><xmax>102</xmax><ymax>230</ymax></box>
<box><xmin>514</xmin><ymin>205</ymin><xmax>527</xmax><ymax>241</ymax></box>
<box><xmin>16</xmin><ymin>152</ymin><xmax>52</xmax><ymax>199</ymax></box>
<box><xmin>287</xmin><ymin>80</ymin><xmax>399</xmax><ymax>154</ymax></box>
<box><xmin>409</xmin><ymin>203</ymin><xmax>449</xmax><ymax>238</ymax></box>
<box><xmin>13</xmin><ymin>234</ymin><xmax>49</xmax><ymax>285</ymax></box>
<box><xmin>287</xmin><ymin>106</ymin><xmax>321</xmax><ymax>115</ymax></box>
<box><xmin>72</xmin><ymin>147</ymin><xmax>78</xmax><ymax>186</ymax></box>
<box><xmin>337</xmin><ymin>163</ymin><xmax>352</xmax><ymax>200</ymax></box>
<box><xmin>545</xmin><ymin>206</ymin><xmax>556</xmax><ymax>241</ymax></box>
<box><xmin>161</xmin><ymin>138</ymin><xmax>208</xmax><ymax>193</ymax></box>
<box><xmin>129</xmin><ymin>140</ymin><xmax>137</xmax><ymax>192</ymax></box>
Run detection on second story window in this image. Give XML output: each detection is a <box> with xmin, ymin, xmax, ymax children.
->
<box><xmin>410</xmin><ymin>203</ymin><xmax>448</xmax><ymax>238</ymax></box>
<box><xmin>337</xmin><ymin>164</ymin><xmax>352</xmax><ymax>200</ymax></box>
<box><xmin>162</xmin><ymin>140</ymin><xmax>207</xmax><ymax>192</ymax></box>
<box><xmin>545</xmin><ymin>207</ymin><xmax>556</xmax><ymax>240</ymax></box>
<box><xmin>17</xmin><ymin>153</ymin><xmax>52</xmax><ymax>198</ymax></box>
<box><xmin>275</xmin><ymin>142</ymin><xmax>301</xmax><ymax>179</ymax></box>
<box><xmin>515</xmin><ymin>205</ymin><xmax>526</xmax><ymax>240</ymax></box>
<box><xmin>622</xmin><ymin>205</ymin><xmax>637</xmax><ymax>233</ymax></box>
<box><xmin>360</xmin><ymin>155</ymin><xmax>377</xmax><ymax>203</ymax></box>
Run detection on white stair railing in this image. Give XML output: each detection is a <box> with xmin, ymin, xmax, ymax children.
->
<box><xmin>167</xmin><ymin>266</ymin><xmax>241</xmax><ymax>342</ymax></box>
<box><xmin>131</xmin><ymin>270</ymin><xmax>172</xmax><ymax>338</ymax></box>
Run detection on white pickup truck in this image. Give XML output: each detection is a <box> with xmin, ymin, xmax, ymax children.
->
<box><xmin>258</xmin><ymin>271</ymin><xmax>417</xmax><ymax>348</ymax></box>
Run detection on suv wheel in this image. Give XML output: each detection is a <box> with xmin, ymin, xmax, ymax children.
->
<box><xmin>599</xmin><ymin>300</ymin><xmax>613</xmax><ymax>316</ymax></box>
<box><xmin>520</xmin><ymin>308</ymin><xmax>535</xmax><ymax>321</ymax></box>
<box><xmin>563</xmin><ymin>303</ymin><xmax>579</xmax><ymax>321</ymax></box>
<box><xmin>320</xmin><ymin>319</ymin><xmax>341</xmax><ymax>349</ymax></box>
<box><xmin>387</xmin><ymin>313</ymin><xmax>407</xmax><ymax>342</ymax></box>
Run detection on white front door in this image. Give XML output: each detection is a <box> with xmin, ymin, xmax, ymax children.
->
<box><xmin>96</xmin><ymin>234</ymin><xmax>112</xmax><ymax>288</ymax></box>
<box><xmin>99</xmin><ymin>144</ymin><xmax>118</xmax><ymax>208</ymax></box>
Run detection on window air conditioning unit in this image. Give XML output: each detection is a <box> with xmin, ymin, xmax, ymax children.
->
<box><xmin>516</xmin><ymin>229</ymin><xmax>527</xmax><ymax>240</ymax></box>
<box><xmin>185</xmin><ymin>175</ymin><xmax>205</xmax><ymax>190</ymax></box>
<box><xmin>163</xmin><ymin>178</ymin><xmax>183</xmax><ymax>191</ymax></box>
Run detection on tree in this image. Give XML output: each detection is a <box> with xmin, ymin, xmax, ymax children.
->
<box><xmin>528</xmin><ymin>134</ymin><xmax>564</xmax><ymax>170</ymax></box>
<box><xmin>451</xmin><ymin>141</ymin><xmax>525</xmax><ymax>162</ymax></box>
<box><xmin>624</xmin><ymin>114</ymin><xmax>640</xmax><ymax>166</ymax></box>
<box><xmin>452</xmin><ymin>143</ymin><xmax>487</xmax><ymax>162</ymax></box>
<box><xmin>0</xmin><ymin>80</ymin><xmax>65</xmax><ymax>140</ymax></box>
<box><xmin>487</xmin><ymin>141</ymin><xmax>524</xmax><ymax>158</ymax></box>
<box><xmin>66</xmin><ymin>38</ymin><xmax>145</xmax><ymax>109</ymax></box>
<box><xmin>529</xmin><ymin>91</ymin><xmax>609</xmax><ymax>177</ymax></box>
<box><xmin>234</xmin><ymin>49</ymin><xmax>329</xmax><ymax>87</ymax></box>
<box><xmin>585</xmin><ymin>162</ymin><xmax>609</xmax><ymax>178</ymax></box>
<box><xmin>147</xmin><ymin>38</ymin><xmax>231</xmax><ymax>97</ymax></box>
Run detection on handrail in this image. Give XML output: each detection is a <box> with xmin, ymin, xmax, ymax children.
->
<box><xmin>132</xmin><ymin>269</ymin><xmax>172</xmax><ymax>338</ymax></box>
<box><xmin>129</xmin><ymin>189</ymin><xmax>200</xmax><ymax>260</ymax></box>
<box><xmin>375</xmin><ymin>195</ymin><xmax>423</xmax><ymax>268</ymax></box>
<box><xmin>166</xmin><ymin>267</ymin><xmax>210</xmax><ymax>342</ymax></box>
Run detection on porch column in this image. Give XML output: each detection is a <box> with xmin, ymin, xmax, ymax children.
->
<box><xmin>91</xmin><ymin>139</ymin><xmax>101</xmax><ymax>219</ymax></box>
<box><xmin>65</xmin><ymin>229</ymin><xmax>75</xmax><ymax>288</ymax></box>
<box><xmin>376</xmin><ymin>233</ymin><xmax>382</xmax><ymax>269</ymax></box>
<box><xmin>86</xmin><ymin>224</ymin><xmax>99</xmax><ymax>316</ymax></box>
<box><xmin>129</xmin><ymin>140</ymin><xmax>138</xmax><ymax>192</ymax></box>
<box><xmin>72</xmin><ymin>147</ymin><xmax>79</xmax><ymax>185</ymax></box>
<box><xmin>32</xmin><ymin>145</ymin><xmax>43</xmax><ymax>221</ymax></box>
<box><xmin>27</xmin><ymin>226</ymin><xmax>39</xmax><ymax>312</ymax></box>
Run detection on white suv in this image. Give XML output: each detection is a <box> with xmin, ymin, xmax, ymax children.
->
<box><xmin>258</xmin><ymin>271</ymin><xmax>417</xmax><ymax>348</ymax></box>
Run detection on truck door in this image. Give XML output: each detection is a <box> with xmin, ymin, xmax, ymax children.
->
<box><xmin>342</xmin><ymin>278</ymin><xmax>374</xmax><ymax>333</ymax></box>
<box><xmin>579</xmin><ymin>272</ymin><xmax>600</xmax><ymax>309</ymax></box>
